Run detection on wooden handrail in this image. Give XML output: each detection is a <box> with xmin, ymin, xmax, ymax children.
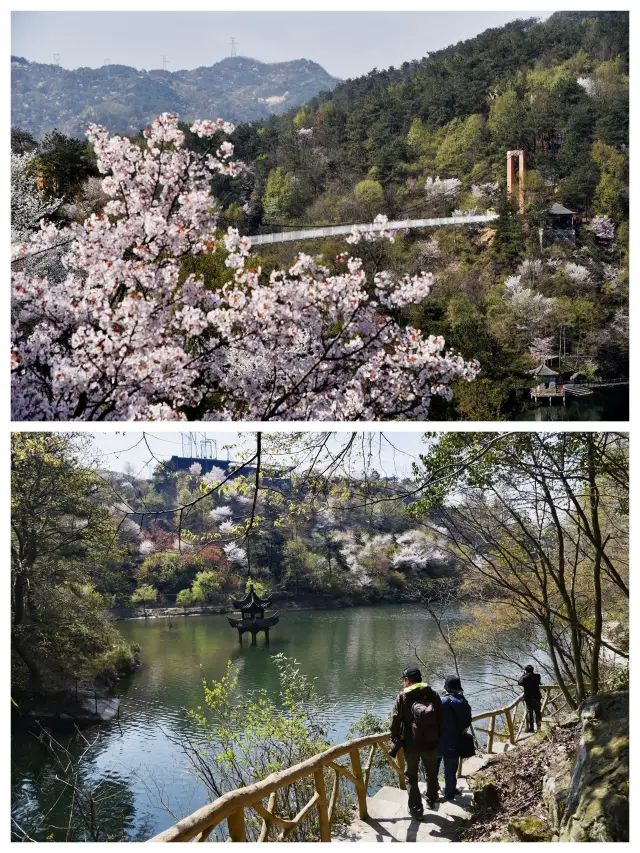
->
<box><xmin>470</xmin><ymin>685</ymin><xmax>569</xmax><ymax>752</ymax></box>
<box><xmin>148</xmin><ymin>731</ymin><xmax>402</xmax><ymax>842</ymax></box>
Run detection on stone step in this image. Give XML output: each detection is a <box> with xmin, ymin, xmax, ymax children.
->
<box><xmin>335</xmin><ymin>779</ymin><xmax>474</xmax><ymax>843</ymax></box>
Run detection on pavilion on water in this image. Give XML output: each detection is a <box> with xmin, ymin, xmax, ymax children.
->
<box><xmin>227</xmin><ymin>584</ymin><xmax>279</xmax><ymax>645</ymax></box>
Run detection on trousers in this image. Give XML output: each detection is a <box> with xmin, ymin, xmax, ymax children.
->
<box><xmin>405</xmin><ymin>746</ymin><xmax>439</xmax><ymax>811</ymax></box>
<box><xmin>437</xmin><ymin>756</ymin><xmax>459</xmax><ymax>799</ymax></box>
<box><xmin>525</xmin><ymin>698</ymin><xmax>542</xmax><ymax>732</ymax></box>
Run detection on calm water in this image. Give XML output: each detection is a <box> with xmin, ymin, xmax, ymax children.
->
<box><xmin>518</xmin><ymin>385</ymin><xmax>628</xmax><ymax>421</ymax></box>
<box><xmin>12</xmin><ymin>605</ymin><xmax>527</xmax><ymax>841</ymax></box>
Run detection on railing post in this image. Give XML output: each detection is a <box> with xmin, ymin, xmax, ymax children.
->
<box><xmin>487</xmin><ymin>715</ymin><xmax>496</xmax><ymax>754</ymax></box>
<box><xmin>505</xmin><ymin>708</ymin><xmax>515</xmax><ymax>745</ymax></box>
<box><xmin>314</xmin><ymin>768</ymin><xmax>331</xmax><ymax>842</ymax></box>
<box><xmin>349</xmin><ymin>748</ymin><xmax>368</xmax><ymax>819</ymax></box>
<box><xmin>227</xmin><ymin>808</ymin><xmax>246</xmax><ymax>842</ymax></box>
<box><xmin>397</xmin><ymin>746</ymin><xmax>406</xmax><ymax>790</ymax></box>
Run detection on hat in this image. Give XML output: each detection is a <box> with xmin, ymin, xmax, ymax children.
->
<box><xmin>403</xmin><ymin>666</ymin><xmax>422</xmax><ymax>683</ymax></box>
<box><xmin>524</xmin><ymin>664</ymin><xmax>534</xmax><ymax>673</ymax></box>
<box><xmin>444</xmin><ymin>675</ymin><xmax>463</xmax><ymax>694</ymax></box>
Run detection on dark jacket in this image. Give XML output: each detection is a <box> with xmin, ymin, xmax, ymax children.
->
<box><xmin>518</xmin><ymin>671</ymin><xmax>542</xmax><ymax>702</ymax></box>
<box><xmin>390</xmin><ymin>682</ymin><xmax>443</xmax><ymax>752</ymax></box>
<box><xmin>438</xmin><ymin>693</ymin><xmax>472</xmax><ymax>758</ymax></box>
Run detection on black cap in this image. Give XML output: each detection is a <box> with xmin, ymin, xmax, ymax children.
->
<box><xmin>403</xmin><ymin>666</ymin><xmax>422</xmax><ymax>682</ymax></box>
<box><xmin>444</xmin><ymin>675</ymin><xmax>463</xmax><ymax>694</ymax></box>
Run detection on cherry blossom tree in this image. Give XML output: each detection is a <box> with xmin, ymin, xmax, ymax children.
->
<box><xmin>504</xmin><ymin>275</ymin><xmax>555</xmax><ymax>342</ymax></box>
<box><xmin>423</xmin><ymin>176</ymin><xmax>462</xmax><ymax>202</ymax></box>
<box><xmin>12</xmin><ymin>113</ymin><xmax>479</xmax><ymax>421</ymax></box>
<box><xmin>529</xmin><ymin>335</ymin><xmax>555</xmax><ymax>364</ymax></box>
<box><xmin>588</xmin><ymin>215</ymin><xmax>616</xmax><ymax>243</ymax></box>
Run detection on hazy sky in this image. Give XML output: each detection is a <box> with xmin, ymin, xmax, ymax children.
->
<box><xmin>12</xmin><ymin>11</ymin><xmax>551</xmax><ymax>79</ymax></box>
<box><xmin>89</xmin><ymin>431</ymin><xmax>429</xmax><ymax>479</ymax></box>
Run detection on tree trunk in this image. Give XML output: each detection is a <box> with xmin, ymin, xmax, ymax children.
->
<box><xmin>587</xmin><ymin>439</ymin><xmax>604</xmax><ymax>694</ymax></box>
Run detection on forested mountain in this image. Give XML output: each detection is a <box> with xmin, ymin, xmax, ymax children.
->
<box><xmin>213</xmin><ymin>10</ymin><xmax>627</xmax><ymax>418</ymax></box>
<box><xmin>11</xmin><ymin>55</ymin><xmax>341</xmax><ymax>138</ymax></box>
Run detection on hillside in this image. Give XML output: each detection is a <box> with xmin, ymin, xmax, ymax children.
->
<box><xmin>11</xmin><ymin>54</ymin><xmax>341</xmax><ymax>138</ymax></box>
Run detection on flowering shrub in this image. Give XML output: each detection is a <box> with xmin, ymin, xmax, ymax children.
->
<box><xmin>12</xmin><ymin>113</ymin><xmax>479</xmax><ymax>421</ymax></box>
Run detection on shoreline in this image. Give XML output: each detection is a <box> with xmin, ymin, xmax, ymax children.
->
<box><xmin>110</xmin><ymin>595</ymin><xmax>417</xmax><ymax>621</ymax></box>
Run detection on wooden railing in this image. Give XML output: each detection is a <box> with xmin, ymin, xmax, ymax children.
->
<box><xmin>470</xmin><ymin>684</ymin><xmax>570</xmax><ymax>754</ymax></box>
<box><xmin>148</xmin><ymin>732</ymin><xmax>404</xmax><ymax>843</ymax></box>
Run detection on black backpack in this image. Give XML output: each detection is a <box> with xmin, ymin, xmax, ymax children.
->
<box><xmin>405</xmin><ymin>693</ymin><xmax>439</xmax><ymax>749</ymax></box>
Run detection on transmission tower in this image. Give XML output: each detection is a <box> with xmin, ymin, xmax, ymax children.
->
<box><xmin>53</xmin><ymin>53</ymin><xmax>60</xmax><ymax>66</ymax></box>
<box><xmin>103</xmin><ymin>58</ymin><xmax>110</xmax><ymax>80</ymax></box>
<box><xmin>230</xmin><ymin>37</ymin><xmax>237</xmax><ymax>58</ymax></box>
<box><xmin>161</xmin><ymin>54</ymin><xmax>169</xmax><ymax>70</ymax></box>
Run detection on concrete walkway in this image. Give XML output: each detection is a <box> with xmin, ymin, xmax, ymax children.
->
<box><xmin>336</xmin><ymin>756</ymin><xmax>490</xmax><ymax>843</ymax></box>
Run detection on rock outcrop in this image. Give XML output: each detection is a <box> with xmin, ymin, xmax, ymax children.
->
<box><xmin>543</xmin><ymin>690</ymin><xmax>629</xmax><ymax>842</ymax></box>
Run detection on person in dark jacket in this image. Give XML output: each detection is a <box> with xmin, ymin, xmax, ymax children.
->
<box><xmin>437</xmin><ymin>675</ymin><xmax>472</xmax><ymax>801</ymax></box>
<box><xmin>390</xmin><ymin>666</ymin><xmax>443</xmax><ymax>820</ymax></box>
<box><xmin>518</xmin><ymin>665</ymin><xmax>542</xmax><ymax>732</ymax></box>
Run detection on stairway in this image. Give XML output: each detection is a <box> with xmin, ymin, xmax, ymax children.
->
<box><xmin>335</xmin><ymin>757</ymin><xmax>487</xmax><ymax>843</ymax></box>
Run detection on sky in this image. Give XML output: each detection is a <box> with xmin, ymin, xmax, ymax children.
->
<box><xmin>12</xmin><ymin>11</ymin><xmax>551</xmax><ymax>79</ymax></box>
<box><xmin>89</xmin><ymin>430</ymin><xmax>430</xmax><ymax>480</ymax></box>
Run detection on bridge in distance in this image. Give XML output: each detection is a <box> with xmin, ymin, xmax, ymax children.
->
<box><xmin>249</xmin><ymin>213</ymin><xmax>499</xmax><ymax>245</ymax></box>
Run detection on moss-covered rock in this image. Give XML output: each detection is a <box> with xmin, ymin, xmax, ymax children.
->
<box><xmin>504</xmin><ymin>815</ymin><xmax>549</xmax><ymax>841</ymax></box>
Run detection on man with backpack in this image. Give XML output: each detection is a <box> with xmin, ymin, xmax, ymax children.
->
<box><xmin>390</xmin><ymin>666</ymin><xmax>443</xmax><ymax>820</ymax></box>
<box><xmin>518</xmin><ymin>664</ymin><xmax>543</xmax><ymax>732</ymax></box>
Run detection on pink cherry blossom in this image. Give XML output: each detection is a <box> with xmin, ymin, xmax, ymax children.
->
<box><xmin>11</xmin><ymin>113</ymin><xmax>479</xmax><ymax>421</ymax></box>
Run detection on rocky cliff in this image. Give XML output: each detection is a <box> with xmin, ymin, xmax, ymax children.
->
<box><xmin>543</xmin><ymin>690</ymin><xmax>629</xmax><ymax>842</ymax></box>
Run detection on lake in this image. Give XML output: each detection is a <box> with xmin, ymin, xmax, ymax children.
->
<box><xmin>518</xmin><ymin>385</ymin><xmax>628</xmax><ymax>421</ymax></box>
<box><xmin>12</xmin><ymin>604</ymin><xmax>530</xmax><ymax>841</ymax></box>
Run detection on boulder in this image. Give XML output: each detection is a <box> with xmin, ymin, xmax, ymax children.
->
<box><xmin>555</xmin><ymin>690</ymin><xmax>628</xmax><ymax>842</ymax></box>
<box><xmin>19</xmin><ymin>692</ymin><xmax>120</xmax><ymax>726</ymax></box>
<box><xmin>467</xmin><ymin>774</ymin><xmax>501</xmax><ymax>810</ymax></box>
<box><xmin>503</xmin><ymin>815</ymin><xmax>549</xmax><ymax>841</ymax></box>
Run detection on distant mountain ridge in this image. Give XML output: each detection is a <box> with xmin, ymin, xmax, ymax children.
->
<box><xmin>11</xmin><ymin>55</ymin><xmax>341</xmax><ymax>138</ymax></box>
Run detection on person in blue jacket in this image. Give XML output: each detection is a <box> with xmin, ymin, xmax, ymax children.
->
<box><xmin>437</xmin><ymin>675</ymin><xmax>472</xmax><ymax>801</ymax></box>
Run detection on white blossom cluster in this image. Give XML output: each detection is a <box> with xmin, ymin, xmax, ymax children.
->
<box><xmin>11</xmin><ymin>151</ymin><xmax>61</xmax><ymax>243</ymax></box>
<box><xmin>424</xmin><ymin>176</ymin><xmax>462</xmax><ymax>201</ymax></box>
<box><xmin>588</xmin><ymin>215</ymin><xmax>615</xmax><ymax>242</ymax></box>
<box><xmin>504</xmin><ymin>275</ymin><xmax>555</xmax><ymax>338</ymax></box>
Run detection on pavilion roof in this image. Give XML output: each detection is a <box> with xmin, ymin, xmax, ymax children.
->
<box><xmin>546</xmin><ymin>202</ymin><xmax>575</xmax><ymax>216</ymax></box>
<box><xmin>531</xmin><ymin>363</ymin><xmax>559</xmax><ymax>377</ymax></box>
<box><xmin>230</xmin><ymin>583</ymin><xmax>273</xmax><ymax>610</ymax></box>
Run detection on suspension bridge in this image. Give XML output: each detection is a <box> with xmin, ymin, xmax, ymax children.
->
<box><xmin>249</xmin><ymin>213</ymin><xmax>499</xmax><ymax>246</ymax></box>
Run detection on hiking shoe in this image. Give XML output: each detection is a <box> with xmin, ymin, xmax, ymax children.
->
<box><xmin>409</xmin><ymin>808</ymin><xmax>423</xmax><ymax>821</ymax></box>
<box><xmin>426</xmin><ymin>799</ymin><xmax>437</xmax><ymax>809</ymax></box>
